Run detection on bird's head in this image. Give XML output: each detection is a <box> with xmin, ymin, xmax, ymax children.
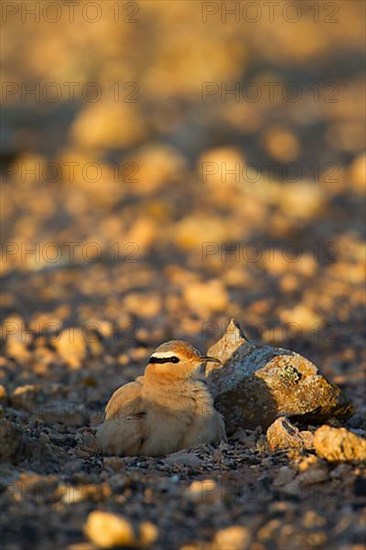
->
<box><xmin>145</xmin><ymin>340</ymin><xmax>220</xmax><ymax>380</ymax></box>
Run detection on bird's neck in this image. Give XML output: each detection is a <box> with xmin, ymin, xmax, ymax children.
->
<box><xmin>143</xmin><ymin>367</ymin><xmax>212</xmax><ymax>410</ymax></box>
<box><xmin>144</xmin><ymin>363</ymin><xmax>194</xmax><ymax>380</ymax></box>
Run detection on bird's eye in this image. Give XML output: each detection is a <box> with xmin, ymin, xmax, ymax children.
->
<box><xmin>170</xmin><ymin>356</ymin><xmax>179</xmax><ymax>363</ymax></box>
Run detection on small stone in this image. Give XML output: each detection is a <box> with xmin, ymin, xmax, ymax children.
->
<box><xmin>198</xmin><ymin>147</ymin><xmax>246</xmax><ymax>187</ymax></box>
<box><xmin>124</xmin><ymin>292</ymin><xmax>161</xmax><ymax>318</ymax></box>
<box><xmin>70</xmin><ymin>102</ymin><xmax>146</xmax><ymax>150</ymax></box>
<box><xmin>84</xmin><ymin>511</ymin><xmax>158</xmax><ymax>548</ymax></box>
<box><xmin>3</xmin><ymin>316</ymin><xmax>31</xmax><ymax>361</ymax></box>
<box><xmin>54</xmin><ymin>328</ymin><xmax>86</xmax><ymax>368</ymax></box>
<box><xmin>314</xmin><ymin>425</ymin><xmax>366</xmax><ymax>464</ymax></box>
<box><xmin>273</xmin><ymin>466</ymin><xmax>297</xmax><ymax>486</ymax></box>
<box><xmin>139</xmin><ymin>522</ymin><xmax>159</xmax><ymax>546</ymax></box>
<box><xmin>184</xmin><ymin>280</ymin><xmax>228</xmax><ymax>314</ymax></box>
<box><xmin>12</xmin><ymin>385</ymin><xmax>42</xmax><ymax>411</ymax></box>
<box><xmin>296</xmin><ymin>458</ymin><xmax>329</xmax><ymax>485</ymax></box>
<box><xmin>84</xmin><ymin>511</ymin><xmax>135</xmax><ymax>548</ymax></box>
<box><xmin>297</xmin><ymin>465</ymin><xmax>329</xmax><ymax>486</ymax></box>
<box><xmin>165</xmin><ymin>450</ymin><xmax>204</xmax><ymax>469</ymax></box>
<box><xmin>61</xmin><ymin>483</ymin><xmax>111</xmax><ymax>504</ymax></box>
<box><xmin>184</xmin><ymin>479</ymin><xmax>219</xmax><ymax>504</ymax></box>
<box><xmin>267</xmin><ymin>417</ymin><xmax>314</xmax><ymax>452</ymax></box>
<box><xmin>207</xmin><ymin>319</ymin><xmax>352</xmax><ymax>432</ymax></box>
<box><xmin>330</xmin><ymin>463</ymin><xmax>353</xmax><ymax>479</ymax></box>
<box><xmin>263</xmin><ymin>127</ymin><xmax>300</xmax><ymax>162</ymax></box>
<box><xmin>213</xmin><ymin>525</ymin><xmax>251</xmax><ymax>550</ymax></box>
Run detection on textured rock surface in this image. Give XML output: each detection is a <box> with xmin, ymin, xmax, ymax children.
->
<box><xmin>314</xmin><ymin>425</ymin><xmax>366</xmax><ymax>464</ymax></box>
<box><xmin>207</xmin><ymin>320</ymin><xmax>352</xmax><ymax>432</ymax></box>
<box><xmin>266</xmin><ymin>417</ymin><xmax>314</xmax><ymax>451</ymax></box>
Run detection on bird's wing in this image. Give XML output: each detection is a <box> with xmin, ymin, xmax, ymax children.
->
<box><xmin>97</xmin><ymin>379</ymin><xmax>147</xmax><ymax>456</ymax></box>
<box><xmin>105</xmin><ymin>379</ymin><xmax>144</xmax><ymax>420</ymax></box>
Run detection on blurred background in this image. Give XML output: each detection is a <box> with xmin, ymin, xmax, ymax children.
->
<box><xmin>1</xmin><ymin>0</ymin><xmax>365</xmax><ymax>396</ymax></box>
<box><xmin>1</xmin><ymin>1</ymin><xmax>365</xmax><ymax>549</ymax></box>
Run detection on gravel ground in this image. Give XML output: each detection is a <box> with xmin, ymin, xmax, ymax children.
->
<box><xmin>1</xmin><ymin>2</ymin><xmax>365</xmax><ymax>549</ymax></box>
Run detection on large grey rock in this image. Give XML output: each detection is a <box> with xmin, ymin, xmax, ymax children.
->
<box><xmin>207</xmin><ymin>320</ymin><xmax>353</xmax><ymax>433</ymax></box>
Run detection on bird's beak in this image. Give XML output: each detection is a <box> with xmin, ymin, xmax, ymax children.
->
<box><xmin>200</xmin><ymin>356</ymin><xmax>221</xmax><ymax>364</ymax></box>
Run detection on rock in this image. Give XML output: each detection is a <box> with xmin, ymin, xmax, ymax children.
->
<box><xmin>297</xmin><ymin>461</ymin><xmax>329</xmax><ymax>486</ymax></box>
<box><xmin>164</xmin><ymin>450</ymin><xmax>204</xmax><ymax>468</ymax></box>
<box><xmin>313</xmin><ymin>425</ymin><xmax>366</xmax><ymax>464</ymax></box>
<box><xmin>184</xmin><ymin>280</ymin><xmax>228</xmax><ymax>314</ymax></box>
<box><xmin>273</xmin><ymin>466</ymin><xmax>297</xmax><ymax>486</ymax></box>
<box><xmin>12</xmin><ymin>385</ymin><xmax>42</xmax><ymax>411</ymax></box>
<box><xmin>70</xmin><ymin>102</ymin><xmax>146</xmax><ymax>150</ymax></box>
<box><xmin>266</xmin><ymin>417</ymin><xmax>314</xmax><ymax>451</ymax></box>
<box><xmin>130</xmin><ymin>144</ymin><xmax>188</xmax><ymax>194</ymax></box>
<box><xmin>139</xmin><ymin>522</ymin><xmax>159</xmax><ymax>546</ymax></box>
<box><xmin>263</xmin><ymin>127</ymin><xmax>300</xmax><ymax>162</ymax></box>
<box><xmin>84</xmin><ymin>511</ymin><xmax>158</xmax><ymax>548</ymax></box>
<box><xmin>61</xmin><ymin>483</ymin><xmax>111</xmax><ymax>504</ymax></box>
<box><xmin>198</xmin><ymin>147</ymin><xmax>246</xmax><ymax>187</ymax></box>
<box><xmin>3</xmin><ymin>316</ymin><xmax>31</xmax><ymax>361</ymax></box>
<box><xmin>207</xmin><ymin>319</ymin><xmax>352</xmax><ymax>432</ymax></box>
<box><xmin>213</xmin><ymin>525</ymin><xmax>251</xmax><ymax>550</ymax></box>
<box><xmin>12</xmin><ymin>472</ymin><xmax>60</xmax><ymax>504</ymax></box>
<box><xmin>184</xmin><ymin>479</ymin><xmax>219</xmax><ymax>504</ymax></box>
<box><xmin>330</xmin><ymin>463</ymin><xmax>353</xmax><ymax>479</ymax></box>
<box><xmin>54</xmin><ymin>328</ymin><xmax>86</xmax><ymax>368</ymax></box>
<box><xmin>84</xmin><ymin>511</ymin><xmax>135</xmax><ymax>548</ymax></box>
<box><xmin>0</xmin><ymin>418</ymin><xmax>22</xmax><ymax>463</ymax></box>
<box><xmin>124</xmin><ymin>292</ymin><xmax>161</xmax><ymax>318</ymax></box>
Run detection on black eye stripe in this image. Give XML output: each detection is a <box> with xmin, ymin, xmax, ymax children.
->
<box><xmin>149</xmin><ymin>356</ymin><xmax>180</xmax><ymax>364</ymax></box>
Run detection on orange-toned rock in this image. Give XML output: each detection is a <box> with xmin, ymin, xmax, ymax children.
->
<box><xmin>267</xmin><ymin>417</ymin><xmax>314</xmax><ymax>451</ymax></box>
<box><xmin>314</xmin><ymin>425</ymin><xmax>366</xmax><ymax>464</ymax></box>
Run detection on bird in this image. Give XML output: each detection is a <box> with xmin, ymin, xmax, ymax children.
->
<box><xmin>96</xmin><ymin>340</ymin><xmax>227</xmax><ymax>456</ymax></box>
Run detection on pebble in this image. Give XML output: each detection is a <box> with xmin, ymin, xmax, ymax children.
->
<box><xmin>185</xmin><ymin>479</ymin><xmax>219</xmax><ymax>504</ymax></box>
<box><xmin>314</xmin><ymin>425</ymin><xmax>366</xmax><ymax>464</ymax></box>
<box><xmin>11</xmin><ymin>385</ymin><xmax>42</xmax><ymax>411</ymax></box>
<box><xmin>84</xmin><ymin>511</ymin><xmax>158</xmax><ymax>548</ymax></box>
<box><xmin>266</xmin><ymin>417</ymin><xmax>314</xmax><ymax>452</ymax></box>
<box><xmin>184</xmin><ymin>280</ymin><xmax>229</xmax><ymax>314</ymax></box>
<box><xmin>273</xmin><ymin>466</ymin><xmax>297</xmax><ymax>486</ymax></box>
<box><xmin>54</xmin><ymin>328</ymin><xmax>86</xmax><ymax>368</ymax></box>
<box><xmin>213</xmin><ymin>525</ymin><xmax>251</xmax><ymax>550</ymax></box>
<box><xmin>164</xmin><ymin>450</ymin><xmax>204</xmax><ymax>468</ymax></box>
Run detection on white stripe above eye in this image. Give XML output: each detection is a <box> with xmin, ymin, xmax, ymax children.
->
<box><xmin>150</xmin><ymin>352</ymin><xmax>179</xmax><ymax>360</ymax></box>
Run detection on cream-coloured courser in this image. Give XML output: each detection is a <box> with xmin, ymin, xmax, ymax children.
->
<box><xmin>97</xmin><ymin>340</ymin><xmax>226</xmax><ymax>456</ymax></box>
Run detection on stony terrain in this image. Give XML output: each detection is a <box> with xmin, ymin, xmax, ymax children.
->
<box><xmin>1</xmin><ymin>1</ymin><xmax>365</xmax><ymax>549</ymax></box>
